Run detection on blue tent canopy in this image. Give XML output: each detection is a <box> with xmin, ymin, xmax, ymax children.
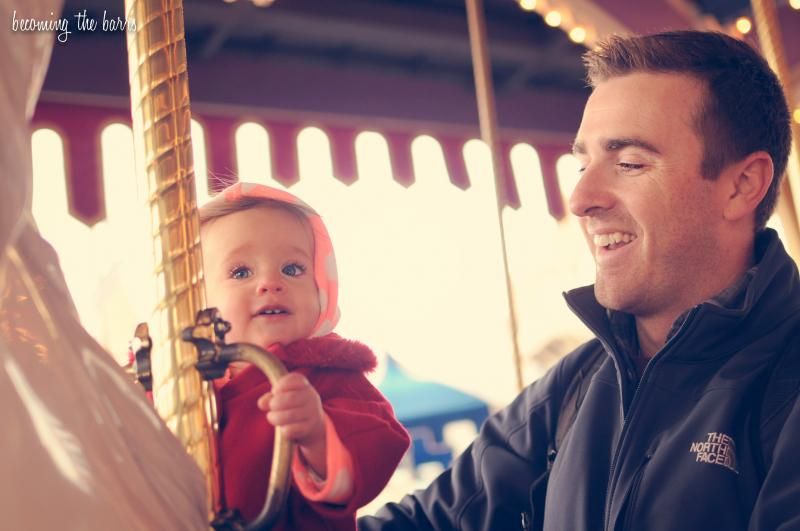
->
<box><xmin>378</xmin><ymin>355</ymin><xmax>490</xmax><ymax>469</ymax></box>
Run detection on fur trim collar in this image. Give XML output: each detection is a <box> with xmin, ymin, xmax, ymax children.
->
<box><xmin>268</xmin><ymin>333</ymin><xmax>376</xmax><ymax>372</ymax></box>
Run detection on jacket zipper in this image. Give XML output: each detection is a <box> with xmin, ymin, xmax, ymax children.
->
<box><xmin>520</xmin><ymin>511</ymin><xmax>532</xmax><ymax>531</ymax></box>
<box><xmin>562</xmin><ymin>297</ymin><xmax>633</xmax><ymax>531</ymax></box>
<box><xmin>600</xmin><ymin>307</ymin><xmax>702</xmax><ymax>531</ymax></box>
<box><xmin>621</xmin><ymin>454</ymin><xmax>652</xmax><ymax>531</ymax></box>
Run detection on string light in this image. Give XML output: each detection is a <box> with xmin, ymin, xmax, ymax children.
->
<box><xmin>793</xmin><ymin>108</ymin><xmax>800</xmax><ymax>125</ymax></box>
<box><xmin>735</xmin><ymin>16</ymin><xmax>752</xmax><ymax>34</ymax></box>
<box><xmin>790</xmin><ymin>0</ymin><xmax>800</xmax><ymax>9</ymax></box>
<box><xmin>516</xmin><ymin>1</ymin><xmax>595</xmax><ymax>48</ymax></box>
<box><xmin>569</xmin><ymin>26</ymin><xmax>586</xmax><ymax>44</ymax></box>
<box><xmin>544</xmin><ymin>10</ymin><xmax>562</xmax><ymax>28</ymax></box>
<box><xmin>222</xmin><ymin>0</ymin><xmax>276</xmax><ymax>5</ymax></box>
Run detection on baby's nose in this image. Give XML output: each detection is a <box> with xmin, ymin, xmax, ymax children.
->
<box><xmin>257</xmin><ymin>277</ymin><xmax>284</xmax><ymax>293</ymax></box>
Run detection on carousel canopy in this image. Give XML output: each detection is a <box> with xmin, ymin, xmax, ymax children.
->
<box><xmin>44</xmin><ymin>0</ymin><xmax>800</xmax><ymax>132</ymax></box>
<box><xmin>37</xmin><ymin>0</ymin><xmax>800</xmax><ymax>227</ymax></box>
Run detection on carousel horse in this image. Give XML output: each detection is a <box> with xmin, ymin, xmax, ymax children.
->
<box><xmin>1</xmin><ymin>0</ymin><xmax>294</xmax><ymax>527</ymax></box>
<box><xmin>0</xmin><ymin>0</ymin><xmax>208</xmax><ymax>528</ymax></box>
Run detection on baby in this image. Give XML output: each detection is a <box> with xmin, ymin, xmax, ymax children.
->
<box><xmin>200</xmin><ymin>182</ymin><xmax>409</xmax><ymax>530</ymax></box>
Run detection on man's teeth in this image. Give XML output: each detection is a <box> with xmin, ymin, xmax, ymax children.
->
<box><xmin>593</xmin><ymin>232</ymin><xmax>636</xmax><ymax>248</ymax></box>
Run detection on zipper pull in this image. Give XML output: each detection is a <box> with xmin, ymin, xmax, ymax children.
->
<box><xmin>521</xmin><ymin>511</ymin><xmax>532</xmax><ymax>531</ymax></box>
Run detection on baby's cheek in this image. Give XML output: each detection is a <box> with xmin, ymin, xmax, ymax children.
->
<box><xmin>308</xmin><ymin>301</ymin><xmax>322</xmax><ymax>331</ymax></box>
<box><xmin>209</xmin><ymin>303</ymin><xmax>242</xmax><ymax>342</ymax></box>
<box><xmin>224</xmin><ymin>317</ymin><xmax>247</xmax><ymax>343</ymax></box>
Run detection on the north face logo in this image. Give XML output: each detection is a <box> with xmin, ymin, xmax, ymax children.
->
<box><xmin>689</xmin><ymin>432</ymin><xmax>739</xmax><ymax>474</ymax></box>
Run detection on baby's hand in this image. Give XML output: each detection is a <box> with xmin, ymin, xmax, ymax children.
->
<box><xmin>257</xmin><ymin>373</ymin><xmax>327</xmax><ymax>475</ymax></box>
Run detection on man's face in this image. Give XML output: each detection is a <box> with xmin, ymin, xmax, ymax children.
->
<box><xmin>570</xmin><ymin>72</ymin><xmax>728</xmax><ymax>322</ymax></box>
<box><xmin>202</xmin><ymin>207</ymin><xmax>321</xmax><ymax>348</ymax></box>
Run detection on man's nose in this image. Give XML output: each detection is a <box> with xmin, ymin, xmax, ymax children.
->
<box><xmin>568</xmin><ymin>165</ymin><xmax>614</xmax><ymax>217</ymax></box>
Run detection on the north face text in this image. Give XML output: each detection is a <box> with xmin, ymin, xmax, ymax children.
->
<box><xmin>689</xmin><ymin>432</ymin><xmax>739</xmax><ymax>474</ymax></box>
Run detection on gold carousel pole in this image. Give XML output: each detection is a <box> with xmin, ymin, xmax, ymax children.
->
<box><xmin>751</xmin><ymin>0</ymin><xmax>800</xmax><ymax>261</ymax></box>
<box><xmin>465</xmin><ymin>0</ymin><xmax>525</xmax><ymax>392</ymax></box>
<box><xmin>123</xmin><ymin>0</ymin><xmax>219</xmax><ymax>517</ymax></box>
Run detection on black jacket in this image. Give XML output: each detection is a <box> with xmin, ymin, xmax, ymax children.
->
<box><xmin>359</xmin><ymin>230</ymin><xmax>800</xmax><ymax>530</ymax></box>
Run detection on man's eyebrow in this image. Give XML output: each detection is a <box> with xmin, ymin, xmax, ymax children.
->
<box><xmin>605</xmin><ymin>137</ymin><xmax>661</xmax><ymax>155</ymax></box>
<box><xmin>571</xmin><ymin>137</ymin><xmax>661</xmax><ymax>156</ymax></box>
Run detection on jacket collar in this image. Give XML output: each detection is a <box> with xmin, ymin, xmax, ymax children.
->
<box><xmin>564</xmin><ymin>229</ymin><xmax>800</xmax><ymax>363</ymax></box>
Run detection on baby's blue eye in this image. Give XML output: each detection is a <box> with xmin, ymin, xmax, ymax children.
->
<box><xmin>282</xmin><ymin>263</ymin><xmax>306</xmax><ymax>277</ymax></box>
<box><xmin>230</xmin><ymin>266</ymin><xmax>252</xmax><ymax>280</ymax></box>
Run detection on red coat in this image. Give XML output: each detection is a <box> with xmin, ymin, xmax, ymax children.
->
<box><xmin>215</xmin><ymin>334</ymin><xmax>410</xmax><ymax>530</ymax></box>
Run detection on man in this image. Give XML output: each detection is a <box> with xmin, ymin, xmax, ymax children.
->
<box><xmin>358</xmin><ymin>30</ymin><xmax>799</xmax><ymax>530</ymax></box>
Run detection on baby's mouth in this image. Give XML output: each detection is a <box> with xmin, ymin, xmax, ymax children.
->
<box><xmin>255</xmin><ymin>306</ymin><xmax>290</xmax><ymax>316</ymax></box>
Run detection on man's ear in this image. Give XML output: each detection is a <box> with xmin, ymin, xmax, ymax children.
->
<box><xmin>722</xmin><ymin>151</ymin><xmax>774</xmax><ymax>223</ymax></box>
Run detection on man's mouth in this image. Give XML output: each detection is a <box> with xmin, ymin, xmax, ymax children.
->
<box><xmin>593</xmin><ymin>231</ymin><xmax>637</xmax><ymax>251</ymax></box>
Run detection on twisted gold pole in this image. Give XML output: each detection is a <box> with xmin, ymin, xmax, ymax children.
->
<box><xmin>123</xmin><ymin>0</ymin><xmax>218</xmax><ymax>516</ymax></box>
<box><xmin>751</xmin><ymin>0</ymin><xmax>800</xmax><ymax>261</ymax></box>
<box><xmin>465</xmin><ymin>0</ymin><xmax>525</xmax><ymax>391</ymax></box>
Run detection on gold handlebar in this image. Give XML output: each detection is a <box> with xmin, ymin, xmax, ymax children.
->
<box><xmin>182</xmin><ymin>308</ymin><xmax>294</xmax><ymax>531</ymax></box>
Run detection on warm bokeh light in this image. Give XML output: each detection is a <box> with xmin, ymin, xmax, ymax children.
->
<box><xmin>191</xmin><ymin>119</ymin><xmax>211</xmax><ymax>205</ymax></box>
<box><xmin>97</xmin><ymin>123</ymin><xmax>155</xmax><ymax>359</ymax></box>
<box><xmin>569</xmin><ymin>26</ymin><xmax>587</xmax><ymax>44</ymax></box>
<box><xmin>355</xmin><ymin>131</ymin><xmax>394</xmax><ymax>183</ymax></box>
<box><xmin>31</xmin><ymin>128</ymin><xmax>100</xmax><ymax>340</ymax></box>
<box><xmin>234</xmin><ymin>121</ymin><xmax>273</xmax><ymax>188</ymax></box>
<box><xmin>735</xmin><ymin>16</ymin><xmax>752</xmax><ymax>34</ymax></box>
<box><xmin>544</xmin><ymin>10</ymin><xmax>562</xmax><ymax>27</ymax></box>
<box><xmin>298</xmin><ymin>126</ymin><xmax>335</xmax><ymax>181</ymax></box>
<box><xmin>32</xmin><ymin>129</ymin><xmax>70</xmax><ymax>237</ymax></box>
<box><xmin>767</xmin><ymin>213</ymin><xmax>787</xmax><ymax>247</ymax></box>
<box><xmin>556</xmin><ymin>153</ymin><xmax>581</xmax><ymax>203</ymax></box>
<box><xmin>504</xmin><ymin>144</ymin><xmax>587</xmax><ymax>379</ymax></box>
<box><xmin>517</xmin><ymin>0</ymin><xmax>536</xmax><ymax>12</ymax></box>
<box><xmin>100</xmin><ymin>124</ymin><xmax>138</xmax><ymax>227</ymax></box>
<box><xmin>790</xmin><ymin>0</ymin><xmax>800</xmax><ymax>10</ymax></box>
<box><xmin>793</xmin><ymin>108</ymin><xmax>800</xmax><ymax>124</ymax></box>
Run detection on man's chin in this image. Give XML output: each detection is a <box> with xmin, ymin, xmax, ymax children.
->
<box><xmin>594</xmin><ymin>283</ymin><xmax>632</xmax><ymax>312</ymax></box>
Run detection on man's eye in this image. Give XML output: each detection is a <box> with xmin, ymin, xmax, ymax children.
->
<box><xmin>282</xmin><ymin>263</ymin><xmax>306</xmax><ymax>277</ymax></box>
<box><xmin>617</xmin><ymin>162</ymin><xmax>644</xmax><ymax>171</ymax></box>
<box><xmin>230</xmin><ymin>266</ymin><xmax>252</xmax><ymax>280</ymax></box>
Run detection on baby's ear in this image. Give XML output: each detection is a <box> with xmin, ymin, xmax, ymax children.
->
<box><xmin>721</xmin><ymin>152</ymin><xmax>773</xmax><ymax>224</ymax></box>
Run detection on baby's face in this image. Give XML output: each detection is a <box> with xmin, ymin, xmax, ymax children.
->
<box><xmin>202</xmin><ymin>206</ymin><xmax>321</xmax><ymax>348</ymax></box>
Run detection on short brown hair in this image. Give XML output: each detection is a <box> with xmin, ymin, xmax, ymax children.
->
<box><xmin>199</xmin><ymin>196</ymin><xmax>316</xmax><ymax>229</ymax></box>
<box><xmin>584</xmin><ymin>31</ymin><xmax>791</xmax><ymax>230</ymax></box>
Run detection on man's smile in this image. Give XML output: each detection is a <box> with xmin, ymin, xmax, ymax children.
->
<box><xmin>593</xmin><ymin>231</ymin><xmax>637</xmax><ymax>251</ymax></box>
